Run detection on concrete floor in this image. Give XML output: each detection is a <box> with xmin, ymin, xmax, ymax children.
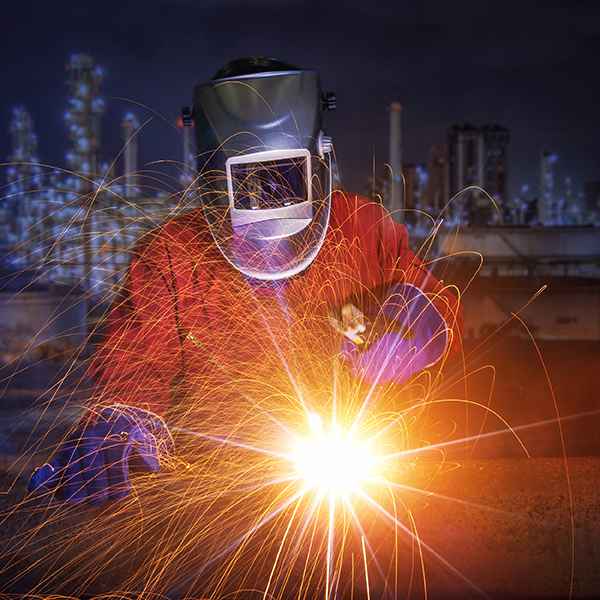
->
<box><xmin>0</xmin><ymin>456</ymin><xmax>598</xmax><ymax>599</ymax></box>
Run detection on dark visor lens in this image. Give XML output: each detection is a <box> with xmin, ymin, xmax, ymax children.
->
<box><xmin>231</xmin><ymin>157</ymin><xmax>307</xmax><ymax>210</ymax></box>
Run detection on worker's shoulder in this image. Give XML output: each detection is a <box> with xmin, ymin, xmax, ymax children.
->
<box><xmin>330</xmin><ymin>190</ymin><xmax>391</xmax><ymax>225</ymax></box>
<box><xmin>332</xmin><ymin>190</ymin><xmax>372</xmax><ymax>209</ymax></box>
<box><xmin>136</xmin><ymin>207</ymin><xmax>211</xmax><ymax>251</ymax></box>
<box><xmin>156</xmin><ymin>207</ymin><xmax>208</xmax><ymax>236</ymax></box>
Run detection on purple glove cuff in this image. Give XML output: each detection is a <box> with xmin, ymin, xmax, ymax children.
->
<box><xmin>98</xmin><ymin>404</ymin><xmax>175</xmax><ymax>457</ymax></box>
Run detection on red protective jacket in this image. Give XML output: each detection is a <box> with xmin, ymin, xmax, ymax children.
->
<box><xmin>88</xmin><ymin>192</ymin><xmax>464</xmax><ymax>427</ymax></box>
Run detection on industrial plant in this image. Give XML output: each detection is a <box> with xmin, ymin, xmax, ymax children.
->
<box><xmin>1</xmin><ymin>53</ymin><xmax>599</xmax><ymax>362</ymax></box>
<box><xmin>1</xmin><ymin>54</ymin><xmax>195</xmax><ymax>295</ymax></box>
<box><xmin>369</xmin><ymin>101</ymin><xmax>600</xmax><ymax>342</ymax></box>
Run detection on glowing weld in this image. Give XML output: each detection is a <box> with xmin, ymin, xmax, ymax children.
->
<box><xmin>293</xmin><ymin>412</ymin><xmax>373</xmax><ymax>496</ymax></box>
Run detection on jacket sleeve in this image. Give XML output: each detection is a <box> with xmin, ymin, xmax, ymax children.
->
<box><xmin>381</xmin><ymin>209</ymin><xmax>465</xmax><ymax>356</ymax></box>
<box><xmin>87</xmin><ymin>229</ymin><xmax>186</xmax><ymax>418</ymax></box>
<box><xmin>336</xmin><ymin>193</ymin><xmax>465</xmax><ymax>357</ymax></box>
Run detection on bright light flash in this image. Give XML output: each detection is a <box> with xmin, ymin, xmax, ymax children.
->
<box><xmin>293</xmin><ymin>413</ymin><xmax>373</xmax><ymax>495</ymax></box>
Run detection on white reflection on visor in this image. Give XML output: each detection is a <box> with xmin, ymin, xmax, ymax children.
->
<box><xmin>223</xmin><ymin>148</ymin><xmax>326</xmax><ymax>280</ymax></box>
<box><xmin>231</xmin><ymin>157</ymin><xmax>308</xmax><ymax>211</ymax></box>
<box><xmin>226</xmin><ymin>149</ymin><xmax>312</xmax><ymax>218</ymax></box>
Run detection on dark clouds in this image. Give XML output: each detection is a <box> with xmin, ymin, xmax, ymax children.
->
<box><xmin>2</xmin><ymin>0</ymin><xmax>599</xmax><ymax>197</ymax></box>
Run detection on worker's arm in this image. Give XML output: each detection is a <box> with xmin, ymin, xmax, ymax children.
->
<box><xmin>87</xmin><ymin>228</ymin><xmax>188</xmax><ymax>417</ymax></box>
<box><xmin>29</xmin><ymin>225</ymin><xmax>190</xmax><ymax>504</ymax></box>
<box><xmin>330</xmin><ymin>192</ymin><xmax>465</xmax><ymax>384</ymax></box>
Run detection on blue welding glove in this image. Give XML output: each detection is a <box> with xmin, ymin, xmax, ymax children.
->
<box><xmin>339</xmin><ymin>283</ymin><xmax>449</xmax><ymax>384</ymax></box>
<box><xmin>28</xmin><ymin>404</ymin><xmax>174</xmax><ymax>505</ymax></box>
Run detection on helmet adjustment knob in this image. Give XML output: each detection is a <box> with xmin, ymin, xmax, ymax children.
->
<box><xmin>322</xmin><ymin>92</ymin><xmax>337</xmax><ymax>111</ymax></box>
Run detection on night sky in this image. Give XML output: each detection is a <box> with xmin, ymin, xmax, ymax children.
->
<box><xmin>2</xmin><ymin>0</ymin><xmax>600</xmax><ymax>201</ymax></box>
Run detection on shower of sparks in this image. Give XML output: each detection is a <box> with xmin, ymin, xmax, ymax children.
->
<box><xmin>0</xmin><ymin>137</ymin><xmax>561</xmax><ymax>600</ymax></box>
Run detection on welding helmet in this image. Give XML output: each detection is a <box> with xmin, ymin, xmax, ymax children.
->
<box><xmin>189</xmin><ymin>57</ymin><xmax>336</xmax><ymax>281</ymax></box>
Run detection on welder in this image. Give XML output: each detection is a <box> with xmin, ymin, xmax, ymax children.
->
<box><xmin>29</xmin><ymin>57</ymin><xmax>465</xmax><ymax>505</ymax></box>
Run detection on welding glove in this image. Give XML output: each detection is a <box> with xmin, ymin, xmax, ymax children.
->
<box><xmin>338</xmin><ymin>283</ymin><xmax>449</xmax><ymax>384</ymax></box>
<box><xmin>28</xmin><ymin>404</ymin><xmax>174</xmax><ymax>505</ymax></box>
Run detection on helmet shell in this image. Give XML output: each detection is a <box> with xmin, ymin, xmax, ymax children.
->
<box><xmin>193</xmin><ymin>70</ymin><xmax>332</xmax><ymax>281</ymax></box>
